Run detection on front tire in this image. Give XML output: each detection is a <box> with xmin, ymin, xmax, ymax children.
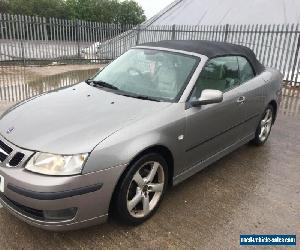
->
<box><xmin>114</xmin><ymin>153</ymin><xmax>168</xmax><ymax>225</ymax></box>
<box><xmin>251</xmin><ymin>105</ymin><xmax>274</xmax><ymax>145</ymax></box>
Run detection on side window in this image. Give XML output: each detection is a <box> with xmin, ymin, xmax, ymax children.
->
<box><xmin>191</xmin><ymin>56</ymin><xmax>239</xmax><ymax>99</ymax></box>
<box><xmin>237</xmin><ymin>56</ymin><xmax>255</xmax><ymax>83</ymax></box>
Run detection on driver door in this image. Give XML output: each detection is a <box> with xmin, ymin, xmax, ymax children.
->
<box><xmin>184</xmin><ymin>56</ymin><xmax>245</xmax><ymax>170</ymax></box>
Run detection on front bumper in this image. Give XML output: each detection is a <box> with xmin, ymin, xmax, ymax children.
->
<box><xmin>0</xmin><ymin>164</ymin><xmax>126</xmax><ymax>231</ymax></box>
<box><xmin>0</xmin><ymin>137</ymin><xmax>127</xmax><ymax>231</ymax></box>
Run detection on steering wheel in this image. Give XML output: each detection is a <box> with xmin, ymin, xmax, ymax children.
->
<box><xmin>127</xmin><ymin>67</ymin><xmax>143</xmax><ymax>77</ymax></box>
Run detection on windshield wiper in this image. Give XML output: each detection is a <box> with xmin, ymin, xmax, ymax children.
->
<box><xmin>135</xmin><ymin>95</ymin><xmax>161</xmax><ymax>102</ymax></box>
<box><xmin>85</xmin><ymin>79</ymin><xmax>119</xmax><ymax>90</ymax></box>
<box><xmin>86</xmin><ymin>79</ymin><xmax>160</xmax><ymax>102</ymax></box>
<box><xmin>121</xmin><ymin>93</ymin><xmax>161</xmax><ymax>102</ymax></box>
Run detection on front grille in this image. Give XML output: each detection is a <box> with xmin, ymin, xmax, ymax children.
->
<box><xmin>0</xmin><ymin>152</ymin><xmax>7</xmax><ymax>162</ymax></box>
<box><xmin>0</xmin><ymin>139</ymin><xmax>13</xmax><ymax>163</ymax></box>
<box><xmin>0</xmin><ymin>140</ymin><xmax>13</xmax><ymax>154</ymax></box>
<box><xmin>9</xmin><ymin>152</ymin><xmax>25</xmax><ymax>167</ymax></box>
<box><xmin>0</xmin><ymin>139</ymin><xmax>27</xmax><ymax>168</ymax></box>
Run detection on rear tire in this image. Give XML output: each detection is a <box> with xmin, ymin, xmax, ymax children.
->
<box><xmin>114</xmin><ymin>153</ymin><xmax>168</xmax><ymax>225</ymax></box>
<box><xmin>251</xmin><ymin>105</ymin><xmax>274</xmax><ymax>146</ymax></box>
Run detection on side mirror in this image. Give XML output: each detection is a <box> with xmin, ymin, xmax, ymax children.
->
<box><xmin>190</xmin><ymin>89</ymin><xmax>223</xmax><ymax>107</ymax></box>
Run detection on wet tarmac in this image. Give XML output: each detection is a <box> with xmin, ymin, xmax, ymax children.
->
<box><xmin>0</xmin><ymin>67</ymin><xmax>299</xmax><ymax>249</ymax></box>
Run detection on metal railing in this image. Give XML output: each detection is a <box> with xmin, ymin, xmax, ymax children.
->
<box><xmin>0</xmin><ymin>13</ymin><xmax>134</xmax><ymax>64</ymax></box>
<box><xmin>1</xmin><ymin>13</ymin><xmax>300</xmax><ymax>85</ymax></box>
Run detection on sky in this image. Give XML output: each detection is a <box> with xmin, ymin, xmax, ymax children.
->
<box><xmin>135</xmin><ymin>0</ymin><xmax>175</xmax><ymax>19</ymax></box>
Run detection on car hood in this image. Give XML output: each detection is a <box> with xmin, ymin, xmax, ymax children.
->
<box><xmin>0</xmin><ymin>82</ymin><xmax>171</xmax><ymax>154</ymax></box>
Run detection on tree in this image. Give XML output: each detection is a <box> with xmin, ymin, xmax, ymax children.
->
<box><xmin>1</xmin><ymin>0</ymin><xmax>146</xmax><ymax>25</ymax></box>
<box><xmin>0</xmin><ymin>0</ymin><xmax>9</xmax><ymax>13</ymax></box>
<box><xmin>116</xmin><ymin>1</ymin><xmax>146</xmax><ymax>24</ymax></box>
<box><xmin>66</xmin><ymin>0</ymin><xmax>146</xmax><ymax>24</ymax></box>
<box><xmin>2</xmin><ymin>0</ymin><xmax>70</xmax><ymax>18</ymax></box>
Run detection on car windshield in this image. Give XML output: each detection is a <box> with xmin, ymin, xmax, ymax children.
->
<box><xmin>91</xmin><ymin>48</ymin><xmax>199</xmax><ymax>101</ymax></box>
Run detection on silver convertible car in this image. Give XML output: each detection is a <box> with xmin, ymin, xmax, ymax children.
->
<box><xmin>0</xmin><ymin>40</ymin><xmax>282</xmax><ymax>230</ymax></box>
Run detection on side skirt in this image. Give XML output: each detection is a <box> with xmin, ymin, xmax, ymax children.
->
<box><xmin>173</xmin><ymin>133</ymin><xmax>255</xmax><ymax>186</ymax></box>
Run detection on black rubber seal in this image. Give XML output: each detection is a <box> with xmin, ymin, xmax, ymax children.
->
<box><xmin>7</xmin><ymin>183</ymin><xmax>103</xmax><ymax>200</ymax></box>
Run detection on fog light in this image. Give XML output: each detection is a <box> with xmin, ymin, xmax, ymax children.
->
<box><xmin>43</xmin><ymin>207</ymin><xmax>77</xmax><ymax>221</ymax></box>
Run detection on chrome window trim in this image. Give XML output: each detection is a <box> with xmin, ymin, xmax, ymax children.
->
<box><xmin>134</xmin><ymin>46</ymin><xmax>204</xmax><ymax>58</ymax></box>
<box><xmin>179</xmin><ymin>55</ymin><xmax>208</xmax><ymax>103</ymax></box>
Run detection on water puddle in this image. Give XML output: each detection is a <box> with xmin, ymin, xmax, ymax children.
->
<box><xmin>280</xmin><ymin>86</ymin><xmax>300</xmax><ymax>116</ymax></box>
<box><xmin>0</xmin><ymin>66</ymin><xmax>98</xmax><ymax>103</ymax></box>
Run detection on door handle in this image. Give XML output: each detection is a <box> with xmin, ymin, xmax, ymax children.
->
<box><xmin>237</xmin><ymin>96</ymin><xmax>246</xmax><ymax>104</ymax></box>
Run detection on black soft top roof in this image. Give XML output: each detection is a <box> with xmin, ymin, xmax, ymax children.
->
<box><xmin>141</xmin><ymin>40</ymin><xmax>265</xmax><ymax>74</ymax></box>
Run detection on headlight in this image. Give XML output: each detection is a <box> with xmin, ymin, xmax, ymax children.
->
<box><xmin>25</xmin><ymin>152</ymin><xmax>88</xmax><ymax>176</ymax></box>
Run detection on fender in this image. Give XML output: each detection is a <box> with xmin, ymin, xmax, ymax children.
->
<box><xmin>83</xmin><ymin>103</ymin><xmax>187</xmax><ymax>175</ymax></box>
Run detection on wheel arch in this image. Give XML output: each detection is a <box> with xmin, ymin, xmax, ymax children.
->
<box><xmin>108</xmin><ymin>144</ymin><xmax>174</xmax><ymax>215</ymax></box>
<box><xmin>268</xmin><ymin>100</ymin><xmax>278</xmax><ymax>123</ymax></box>
<box><xmin>129</xmin><ymin>145</ymin><xmax>174</xmax><ymax>186</ymax></box>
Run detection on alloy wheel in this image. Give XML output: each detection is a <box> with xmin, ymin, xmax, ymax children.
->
<box><xmin>259</xmin><ymin>108</ymin><xmax>273</xmax><ymax>142</ymax></box>
<box><xmin>126</xmin><ymin>161</ymin><xmax>165</xmax><ymax>218</ymax></box>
